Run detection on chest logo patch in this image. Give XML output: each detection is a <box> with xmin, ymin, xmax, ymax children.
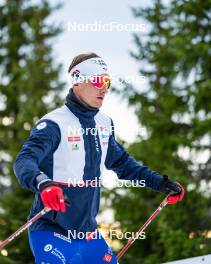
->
<box><xmin>98</xmin><ymin>126</ymin><xmax>110</xmax><ymax>146</ymax></box>
<box><xmin>67</xmin><ymin>128</ymin><xmax>81</xmax><ymax>150</ymax></box>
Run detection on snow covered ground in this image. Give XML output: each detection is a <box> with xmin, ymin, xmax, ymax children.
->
<box><xmin>163</xmin><ymin>254</ymin><xmax>211</xmax><ymax>264</ymax></box>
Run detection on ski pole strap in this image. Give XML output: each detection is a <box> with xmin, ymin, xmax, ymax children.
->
<box><xmin>117</xmin><ymin>195</ymin><xmax>169</xmax><ymax>261</ymax></box>
<box><xmin>0</xmin><ymin>207</ymin><xmax>51</xmax><ymax>250</ymax></box>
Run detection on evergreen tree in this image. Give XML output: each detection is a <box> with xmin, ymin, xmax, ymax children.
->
<box><xmin>0</xmin><ymin>0</ymin><xmax>64</xmax><ymax>263</ymax></box>
<box><xmin>110</xmin><ymin>0</ymin><xmax>211</xmax><ymax>263</ymax></box>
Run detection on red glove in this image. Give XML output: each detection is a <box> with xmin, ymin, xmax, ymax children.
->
<box><xmin>167</xmin><ymin>183</ymin><xmax>185</xmax><ymax>204</ymax></box>
<box><xmin>158</xmin><ymin>175</ymin><xmax>185</xmax><ymax>205</ymax></box>
<box><xmin>40</xmin><ymin>185</ymin><xmax>66</xmax><ymax>212</ymax></box>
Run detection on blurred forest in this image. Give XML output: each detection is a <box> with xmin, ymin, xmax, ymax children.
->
<box><xmin>0</xmin><ymin>0</ymin><xmax>64</xmax><ymax>263</ymax></box>
<box><xmin>109</xmin><ymin>0</ymin><xmax>211</xmax><ymax>263</ymax></box>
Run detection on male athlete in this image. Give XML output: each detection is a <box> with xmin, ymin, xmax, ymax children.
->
<box><xmin>14</xmin><ymin>52</ymin><xmax>184</xmax><ymax>264</ymax></box>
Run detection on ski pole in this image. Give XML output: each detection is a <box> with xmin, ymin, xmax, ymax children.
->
<box><xmin>0</xmin><ymin>207</ymin><xmax>51</xmax><ymax>250</ymax></box>
<box><xmin>117</xmin><ymin>195</ymin><xmax>170</xmax><ymax>261</ymax></box>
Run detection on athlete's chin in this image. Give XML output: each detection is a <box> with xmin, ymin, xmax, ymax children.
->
<box><xmin>92</xmin><ymin>99</ymin><xmax>103</xmax><ymax>108</ymax></box>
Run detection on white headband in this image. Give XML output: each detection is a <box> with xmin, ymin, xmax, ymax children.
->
<box><xmin>69</xmin><ymin>57</ymin><xmax>110</xmax><ymax>85</ymax></box>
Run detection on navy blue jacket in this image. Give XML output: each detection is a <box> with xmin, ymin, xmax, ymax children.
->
<box><xmin>14</xmin><ymin>94</ymin><xmax>163</xmax><ymax>236</ymax></box>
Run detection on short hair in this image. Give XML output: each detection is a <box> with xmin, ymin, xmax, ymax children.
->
<box><xmin>68</xmin><ymin>52</ymin><xmax>100</xmax><ymax>73</ymax></box>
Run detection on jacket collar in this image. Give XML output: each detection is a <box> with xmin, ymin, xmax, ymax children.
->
<box><xmin>65</xmin><ymin>89</ymin><xmax>99</xmax><ymax>119</ymax></box>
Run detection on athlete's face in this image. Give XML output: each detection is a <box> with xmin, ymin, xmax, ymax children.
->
<box><xmin>72</xmin><ymin>80</ymin><xmax>109</xmax><ymax>108</ymax></box>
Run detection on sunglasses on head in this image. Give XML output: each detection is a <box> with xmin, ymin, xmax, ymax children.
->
<box><xmin>89</xmin><ymin>75</ymin><xmax>111</xmax><ymax>90</ymax></box>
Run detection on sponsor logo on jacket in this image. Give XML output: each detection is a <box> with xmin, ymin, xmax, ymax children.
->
<box><xmin>67</xmin><ymin>129</ymin><xmax>81</xmax><ymax>150</ymax></box>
